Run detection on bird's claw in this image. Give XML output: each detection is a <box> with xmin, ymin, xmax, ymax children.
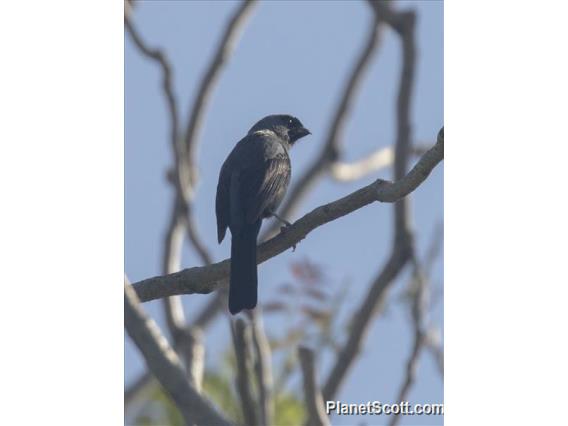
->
<box><xmin>279</xmin><ymin>224</ymin><xmax>297</xmax><ymax>251</ymax></box>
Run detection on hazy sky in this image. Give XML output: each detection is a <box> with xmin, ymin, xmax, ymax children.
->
<box><xmin>125</xmin><ymin>1</ymin><xmax>443</xmax><ymax>424</ymax></box>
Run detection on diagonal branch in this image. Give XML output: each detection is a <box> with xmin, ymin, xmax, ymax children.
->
<box><xmin>389</xmin><ymin>261</ymin><xmax>427</xmax><ymax>426</ymax></box>
<box><xmin>330</xmin><ymin>145</ymin><xmax>394</xmax><ymax>182</ymax></box>
<box><xmin>125</xmin><ymin>279</ymin><xmax>233</xmax><ymax>426</ymax></box>
<box><xmin>183</xmin><ymin>0</ymin><xmax>258</xmax><ymax>184</ymax></box>
<box><xmin>124</xmin><ymin>18</ymin><xmax>179</xmax><ymax>150</ymax></box>
<box><xmin>262</xmin><ymin>9</ymin><xmax>384</xmax><ymax>239</ymax></box>
<box><xmin>322</xmin><ymin>245</ymin><xmax>410</xmax><ymax>401</ymax></box>
<box><xmin>131</xmin><ymin>131</ymin><xmax>443</xmax><ymax>303</ymax></box>
<box><xmin>390</xmin><ymin>221</ymin><xmax>444</xmax><ymax>425</ymax></box>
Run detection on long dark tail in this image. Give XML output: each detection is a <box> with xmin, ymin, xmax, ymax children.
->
<box><xmin>229</xmin><ymin>220</ymin><xmax>261</xmax><ymax>315</ymax></box>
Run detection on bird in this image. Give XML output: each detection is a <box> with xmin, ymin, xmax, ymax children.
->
<box><xmin>216</xmin><ymin>114</ymin><xmax>311</xmax><ymax>314</ymax></box>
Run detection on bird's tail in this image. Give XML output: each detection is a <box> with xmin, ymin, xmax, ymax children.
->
<box><xmin>229</xmin><ymin>220</ymin><xmax>262</xmax><ymax>315</ymax></box>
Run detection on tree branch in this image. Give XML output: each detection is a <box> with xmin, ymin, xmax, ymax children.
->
<box><xmin>425</xmin><ymin>327</ymin><xmax>444</xmax><ymax>379</ymax></box>
<box><xmin>125</xmin><ymin>11</ymin><xmax>188</xmax><ymax>340</ymax></box>
<box><xmin>299</xmin><ymin>347</ymin><xmax>330</xmax><ymax>426</ymax></box>
<box><xmin>231</xmin><ymin>318</ymin><xmax>258</xmax><ymax>426</ymax></box>
<box><xmin>389</xmin><ymin>261</ymin><xmax>427</xmax><ymax>426</ymax></box>
<box><xmin>178</xmin><ymin>326</ymin><xmax>205</xmax><ymax>393</ymax></box>
<box><xmin>330</xmin><ymin>144</ymin><xmax>432</xmax><ymax>183</ymax></box>
<box><xmin>322</xmin><ymin>9</ymin><xmax>420</xmax><ymax>401</ymax></box>
<box><xmin>322</xmin><ymin>244</ymin><xmax>409</xmax><ymax>401</ymax></box>
<box><xmin>251</xmin><ymin>311</ymin><xmax>274</xmax><ymax>426</ymax></box>
<box><xmin>131</xmin><ymin>132</ymin><xmax>443</xmax><ymax>303</ymax></box>
<box><xmin>330</xmin><ymin>145</ymin><xmax>394</xmax><ymax>182</ymax></box>
<box><xmin>125</xmin><ymin>279</ymin><xmax>233</xmax><ymax>426</ymax></box>
<box><xmin>183</xmin><ymin>0</ymin><xmax>258</xmax><ymax>185</ymax></box>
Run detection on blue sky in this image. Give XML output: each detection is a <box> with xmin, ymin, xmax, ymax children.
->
<box><xmin>125</xmin><ymin>1</ymin><xmax>443</xmax><ymax>424</ymax></box>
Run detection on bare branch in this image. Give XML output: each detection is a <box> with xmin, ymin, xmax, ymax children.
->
<box><xmin>162</xmin><ymin>206</ymin><xmax>188</xmax><ymax>334</ymax></box>
<box><xmin>183</xmin><ymin>0</ymin><xmax>258</xmax><ymax>185</ymax></box>
<box><xmin>323</xmin><ymin>9</ymin><xmax>420</xmax><ymax>401</ymax></box>
<box><xmin>186</xmin><ymin>214</ymin><xmax>215</xmax><ymax>265</ymax></box>
<box><xmin>299</xmin><ymin>347</ymin><xmax>330</xmax><ymax>426</ymax></box>
<box><xmin>330</xmin><ymin>146</ymin><xmax>394</xmax><ymax>182</ymax></box>
<box><xmin>125</xmin><ymin>279</ymin><xmax>233</xmax><ymax>426</ymax></box>
<box><xmin>178</xmin><ymin>326</ymin><xmax>205</xmax><ymax>392</ymax></box>
<box><xmin>125</xmin><ymin>12</ymin><xmax>189</xmax><ymax>339</ymax></box>
<box><xmin>392</xmin><ymin>10</ymin><xmax>417</xmax><ymax>245</ymax></box>
<box><xmin>323</xmin><ymin>245</ymin><xmax>410</xmax><ymax>401</ymax></box>
<box><xmin>131</xmin><ymin>133</ymin><xmax>443</xmax><ymax>302</ymax></box>
<box><xmin>251</xmin><ymin>311</ymin><xmax>274</xmax><ymax>426</ymax></box>
<box><xmin>425</xmin><ymin>327</ymin><xmax>444</xmax><ymax>379</ymax></box>
<box><xmin>389</xmin><ymin>263</ymin><xmax>427</xmax><ymax>426</ymax></box>
<box><xmin>231</xmin><ymin>318</ymin><xmax>258</xmax><ymax>426</ymax></box>
<box><xmin>124</xmin><ymin>15</ymin><xmax>180</xmax><ymax>193</ymax></box>
<box><xmin>330</xmin><ymin>144</ymin><xmax>432</xmax><ymax>183</ymax></box>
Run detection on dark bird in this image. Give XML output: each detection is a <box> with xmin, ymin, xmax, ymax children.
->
<box><xmin>216</xmin><ymin>114</ymin><xmax>311</xmax><ymax>314</ymax></box>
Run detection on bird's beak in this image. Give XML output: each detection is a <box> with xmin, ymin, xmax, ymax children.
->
<box><xmin>290</xmin><ymin>127</ymin><xmax>311</xmax><ymax>141</ymax></box>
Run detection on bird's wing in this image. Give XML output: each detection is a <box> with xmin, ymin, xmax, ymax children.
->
<box><xmin>242</xmin><ymin>155</ymin><xmax>291</xmax><ymax>224</ymax></box>
<box><xmin>216</xmin><ymin>160</ymin><xmax>230</xmax><ymax>243</ymax></box>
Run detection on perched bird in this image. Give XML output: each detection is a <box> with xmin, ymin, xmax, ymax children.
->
<box><xmin>216</xmin><ymin>114</ymin><xmax>311</xmax><ymax>314</ymax></box>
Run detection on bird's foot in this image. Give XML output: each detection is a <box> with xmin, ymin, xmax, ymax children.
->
<box><xmin>279</xmin><ymin>223</ymin><xmax>297</xmax><ymax>251</ymax></box>
<box><xmin>269</xmin><ymin>210</ymin><xmax>292</xmax><ymax>228</ymax></box>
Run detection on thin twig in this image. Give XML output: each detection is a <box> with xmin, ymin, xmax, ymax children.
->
<box><xmin>330</xmin><ymin>146</ymin><xmax>394</xmax><ymax>182</ymax></box>
<box><xmin>330</xmin><ymin>144</ymin><xmax>432</xmax><ymax>183</ymax></box>
<box><xmin>251</xmin><ymin>311</ymin><xmax>274</xmax><ymax>426</ymax></box>
<box><xmin>299</xmin><ymin>347</ymin><xmax>330</xmax><ymax>426</ymax></box>
<box><xmin>231</xmin><ymin>318</ymin><xmax>258</xmax><ymax>426</ymax></box>
<box><xmin>184</xmin><ymin>0</ymin><xmax>258</xmax><ymax>185</ymax></box>
<box><xmin>425</xmin><ymin>327</ymin><xmax>444</xmax><ymax>379</ymax></box>
<box><xmin>322</xmin><ymin>245</ymin><xmax>410</xmax><ymax>401</ymax></box>
<box><xmin>389</xmin><ymin>260</ymin><xmax>427</xmax><ymax>426</ymax></box>
<box><xmin>177</xmin><ymin>326</ymin><xmax>205</xmax><ymax>392</ymax></box>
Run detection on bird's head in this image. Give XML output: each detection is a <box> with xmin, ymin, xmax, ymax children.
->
<box><xmin>248</xmin><ymin>114</ymin><xmax>311</xmax><ymax>144</ymax></box>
